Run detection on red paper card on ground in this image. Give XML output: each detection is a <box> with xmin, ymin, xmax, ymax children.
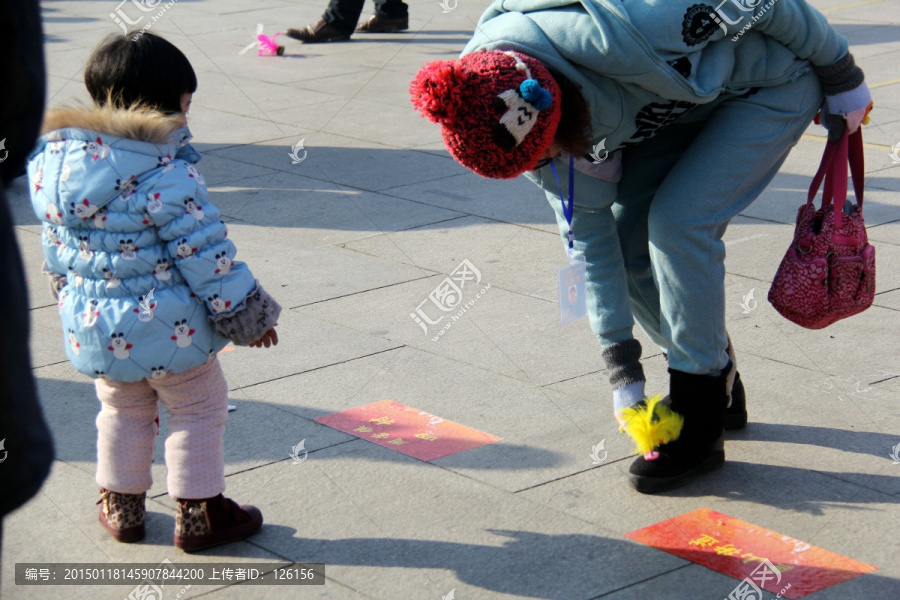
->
<box><xmin>315</xmin><ymin>400</ymin><xmax>501</xmax><ymax>461</ymax></box>
<box><xmin>625</xmin><ymin>508</ymin><xmax>876</xmax><ymax>598</ymax></box>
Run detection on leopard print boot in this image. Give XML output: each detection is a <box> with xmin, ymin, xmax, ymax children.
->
<box><xmin>174</xmin><ymin>494</ymin><xmax>262</xmax><ymax>552</ymax></box>
<box><xmin>97</xmin><ymin>488</ymin><xmax>146</xmax><ymax>543</ymax></box>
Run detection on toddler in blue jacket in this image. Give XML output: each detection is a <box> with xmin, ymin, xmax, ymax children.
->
<box><xmin>29</xmin><ymin>32</ymin><xmax>280</xmax><ymax>551</ymax></box>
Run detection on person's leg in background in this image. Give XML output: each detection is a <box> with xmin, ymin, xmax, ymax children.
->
<box><xmin>95</xmin><ymin>377</ymin><xmax>158</xmax><ymax>542</ymax></box>
<box><xmin>628</xmin><ymin>69</ymin><xmax>823</xmax><ymax>492</ymax></box>
<box><xmin>357</xmin><ymin>0</ymin><xmax>409</xmax><ymax>32</ymax></box>
<box><xmin>286</xmin><ymin>0</ymin><xmax>363</xmax><ymax>43</ymax></box>
<box><xmin>0</xmin><ymin>0</ymin><xmax>54</xmax><ymax>534</ymax></box>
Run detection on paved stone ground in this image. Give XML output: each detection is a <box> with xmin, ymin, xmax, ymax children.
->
<box><xmin>2</xmin><ymin>0</ymin><xmax>900</xmax><ymax>598</ymax></box>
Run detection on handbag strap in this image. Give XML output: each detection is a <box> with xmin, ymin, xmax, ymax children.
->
<box><xmin>806</xmin><ymin>128</ymin><xmax>865</xmax><ymax>230</ymax></box>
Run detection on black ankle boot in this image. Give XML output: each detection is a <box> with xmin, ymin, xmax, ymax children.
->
<box><xmin>627</xmin><ymin>365</ymin><xmax>729</xmax><ymax>494</ymax></box>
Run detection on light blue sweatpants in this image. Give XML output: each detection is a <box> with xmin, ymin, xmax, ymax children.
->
<box><xmin>531</xmin><ymin>67</ymin><xmax>823</xmax><ymax>375</ymax></box>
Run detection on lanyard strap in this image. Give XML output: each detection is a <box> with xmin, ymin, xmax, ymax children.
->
<box><xmin>549</xmin><ymin>155</ymin><xmax>575</xmax><ymax>254</ymax></box>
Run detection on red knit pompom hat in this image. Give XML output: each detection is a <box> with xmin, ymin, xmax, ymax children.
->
<box><xmin>410</xmin><ymin>51</ymin><xmax>562</xmax><ymax>180</ymax></box>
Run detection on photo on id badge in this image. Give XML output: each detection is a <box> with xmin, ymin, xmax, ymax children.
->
<box><xmin>558</xmin><ymin>259</ymin><xmax>587</xmax><ymax>325</ymax></box>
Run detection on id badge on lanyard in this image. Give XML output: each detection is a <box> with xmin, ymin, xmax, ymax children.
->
<box><xmin>550</xmin><ymin>157</ymin><xmax>587</xmax><ymax>326</ymax></box>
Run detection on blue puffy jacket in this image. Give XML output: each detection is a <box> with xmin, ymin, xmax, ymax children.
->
<box><xmin>29</xmin><ymin>106</ymin><xmax>279</xmax><ymax>382</ymax></box>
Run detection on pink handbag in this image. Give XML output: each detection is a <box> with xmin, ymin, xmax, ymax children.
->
<box><xmin>768</xmin><ymin>128</ymin><xmax>875</xmax><ymax>329</ymax></box>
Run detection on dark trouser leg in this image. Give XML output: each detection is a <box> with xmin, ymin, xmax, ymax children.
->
<box><xmin>373</xmin><ymin>0</ymin><xmax>408</xmax><ymax>18</ymax></box>
<box><xmin>323</xmin><ymin>0</ymin><xmax>366</xmax><ymax>33</ymax></box>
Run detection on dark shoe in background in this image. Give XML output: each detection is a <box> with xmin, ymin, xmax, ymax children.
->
<box><xmin>355</xmin><ymin>15</ymin><xmax>409</xmax><ymax>33</ymax></box>
<box><xmin>286</xmin><ymin>18</ymin><xmax>352</xmax><ymax>43</ymax></box>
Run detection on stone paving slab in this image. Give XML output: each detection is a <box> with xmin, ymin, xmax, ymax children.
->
<box><xmin>166</xmin><ymin>441</ymin><xmax>688</xmax><ymax>600</ymax></box>
<box><xmin>215</xmin><ymin>308</ymin><xmax>402</xmax><ymax>390</ymax></box>
<box><xmin>0</xmin><ymin>460</ymin><xmax>288</xmax><ymax>600</ymax></box>
<box><xmin>207</xmin><ymin>132</ymin><xmax>470</xmax><ymax>192</ymax></box>
<box><xmin>230</xmin><ymin>345</ymin><xmax>628</xmax><ymax>493</ymax></box>
<box><xmin>382</xmin><ymin>172</ymin><xmax>559</xmax><ymax>233</ymax></box>
<box><xmin>224</xmin><ymin>223</ymin><xmax>435</xmax><ymax>309</ymax></box>
<box><xmin>298</xmin><ymin>279</ymin><xmax>609</xmax><ymax>388</ymax></box>
<box><xmin>15</xmin><ymin>227</ymin><xmax>57</xmax><ymax>312</ymax></box>
<box><xmin>206</xmin><ymin>170</ymin><xmax>466</xmax><ymax>246</ymax></box>
<box><xmin>520</xmin><ymin>443</ymin><xmax>899</xmax><ymax>598</ymax></box>
<box><xmin>5</xmin><ymin>0</ymin><xmax>900</xmax><ymax>598</ymax></box>
<box><xmin>721</xmin><ymin>215</ymin><xmax>900</xmax><ymax>296</ymax></box>
<box><xmin>723</xmin><ymin>271</ymin><xmax>900</xmax><ymax>378</ymax></box>
<box><xmin>339</xmin><ymin>214</ymin><xmax>565</xmax><ymax>299</ymax></box>
<box><xmin>29</xmin><ymin>304</ymin><xmax>71</xmax><ymax>369</ymax></box>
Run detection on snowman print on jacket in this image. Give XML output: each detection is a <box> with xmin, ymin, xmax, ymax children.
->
<box><xmin>147</xmin><ymin>192</ymin><xmax>163</xmax><ymax>214</ymax></box>
<box><xmin>94</xmin><ymin>370</ymin><xmax>109</xmax><ymax>380</ymax></box>
<box><xmin>186</xmin><ymin>165</ymin><xmax>205</xmax><ymax>185</ymax></box>
<box><xmin>57</xmin><ymin>289</ymin><xmax>68</xmax><ymax>313</ymax></box>
<box><xmin>119</xmin><ymin>239</ymin><xmax>137</xmax><ymax>261</ymax></box>
<box><xmin>171</xmin><ymin>319</ymin><xmax>195</xmax><ymax>348</ymax></box>
<box><xmin>108</xmin><ymin>333</ymin><xmax>132</xmax><ymax>360</ymax></box>
<box><xmin>48</xmin><ymin>139</ymin><xmax>65</xmax><ymax>154</ymax></box>
<box><xmin>60</xmin><ymin>164</ymin><xmax>72</xmax><ymax>182</ymax></box>
<box><xmin>184</xmin><ymin>198</ymin><xmax>204</xmax><ymax>221</ymax></box>
<box><xmin>154</xmin><ymin>258</ymin><xmax>172</xmax><ymax>282</ymax></box>
<box><xmin>78</xmin><ymin>235</ymin><xmax>93</xmax><ymax>261</ymax></box>
<box><xmin>208</xmin><ymin>294</ymin><xmax>231</xmax><ymax>314</ymax></box>
<box><xmin>45</xmin><ymin>203</ymin><xmax>63</xmax><ymax>225</ymax></box>
<box><xmin>70</xmin><ymin>269</ymin><xmax>85</xmax><ymax>288</ymax></box>
<box><xmin>33</xmin><ymin>167</ymin><xmax>43</xmax><ymax>193</ymax></box>
<box><xmin>45</xmin><ymin>227</ymin><xmax>62</xmax><ymax>250</ymax></box>
<box><xmin>82</xmin><ymin>299</ymin><xmax>100</xmax><ymax>327</ymax></box>
<box><xmin>102</xmin><ymin>268</ymin><xmax>121</xmax><ymax>289</ymax></box>
<box><xmin>150</xmin><ymin>366</ymin><xmax>168</xmax><ymax>378</ymax></box>
<box><xmin>70</xmin><ymin>198</ymin><xmax>100</xmax><ymax>221</ymax></box>
<box><xmin>82</xmin><ymin>137</ymin><xmax>110</xmax><ymax>161</ymax></box>
<box><xmin>116</xmin><ymin>175</ymin><xmax>138</xmax><ymax>201</ymax></box>
<box><xmin>68</xmin><ymin>329</ymin><xmax>81</xmax><ymax>355</ymax></box>
<box><xmin>93</xmin><ymin>207</ymin><xmax>107</xmax><ymax>229</ymax></box>
<box><xmin>214</xmin><ymin>252</ymin><xmax>233</xmax><ymax>275</ymax></box>
<box><xmin>176</xmin><ymin>238</ymin><xmax>196</xmax><ymax>258</ymax></box>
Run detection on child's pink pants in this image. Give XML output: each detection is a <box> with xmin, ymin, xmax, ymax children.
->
<box><xmin>94</xmin><ymin>356</ymin><xmax>228</xmax><ymax>500</ymax></box>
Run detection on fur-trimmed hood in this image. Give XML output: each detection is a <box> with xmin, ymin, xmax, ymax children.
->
<box><xmin>42</xmin><ymin>105</ymin><xmax>184</xmax><ymax>144</ymax></box>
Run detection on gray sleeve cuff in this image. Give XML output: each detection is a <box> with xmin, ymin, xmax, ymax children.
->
<box><xmin>814</xmin><ymin>52</ymin><xmax>865</xmax><ymax>95</ymax></box>
<box><xmin>42</xmin><ymin>262</ymin><xmax>67</xmax><ymax>300</ymax></box>
<box><xmin>211</xmin><ymin>283</ymin><xmax>282</xmax><ymax>346</ymax></box>
<box><xmin>601</xmin><ymin>339</ymin><xmax>646</xmax><ymax>389</ymax></box>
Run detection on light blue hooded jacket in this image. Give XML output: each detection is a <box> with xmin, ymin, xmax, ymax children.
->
<box><xmin>464</xmin><ymin>0</ymin><xmax>848</xmax><ymax>151</ymax></box>
<box><xmin>29</xmin><ymin>107</ymin><xmax>272</xmax><ymax>382</ymax></box>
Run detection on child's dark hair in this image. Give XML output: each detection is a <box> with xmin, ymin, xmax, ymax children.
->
<box><xmin>85</xmin><ymin>32</ymin><xmax>197</xmax><ymax>114</ymax></box>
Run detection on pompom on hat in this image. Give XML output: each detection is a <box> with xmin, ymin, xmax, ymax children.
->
<box><xmin>410</xmin><ymin>51</ymin><xmax>562</xmax><ymax>179</ymax></box>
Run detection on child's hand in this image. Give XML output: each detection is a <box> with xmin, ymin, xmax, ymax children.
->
<box><xmin>249</xmin><ymin>325</ymin><xmax>278</xmax><ymax>348</ymax></box>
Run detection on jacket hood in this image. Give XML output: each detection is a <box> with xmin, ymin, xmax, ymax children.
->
<box><xmin>41</xmin><ymin>105</ymin><xmax>185</xmax><ymax>144</ymax></box>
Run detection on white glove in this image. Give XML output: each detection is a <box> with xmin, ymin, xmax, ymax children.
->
<box><xmin>824</xmin><ymin>81</ymin><xmax>873</xmax><ymax>134</ymax></box>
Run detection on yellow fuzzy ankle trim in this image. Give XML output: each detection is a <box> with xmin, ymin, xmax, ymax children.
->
<box><xmin>619</xmin><ymin>394</ymin><xmax>684</xmax><ymax>455</ymax></box>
